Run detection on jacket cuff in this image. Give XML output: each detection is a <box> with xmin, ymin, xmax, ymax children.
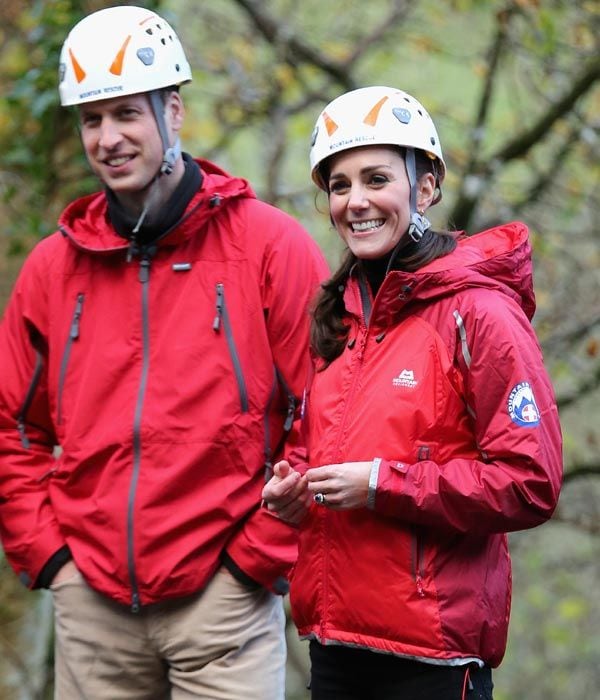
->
<box><xmin>34</xmin><ymin>545</ymin><xmax>72</xmax><ymax>589</ymax></box>
<box><xmin>370</xmin><ymin>459</ymin><xmax>410</xmax><ymax>517</ymax></box>
<box><xmin>366</xmin><ymin>458</ymin><xmax>382</xmax><ymax>510</ymax></box>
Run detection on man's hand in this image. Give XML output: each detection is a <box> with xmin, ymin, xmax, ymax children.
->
<box><xmin>262</xmin><ymin>460</ymin><xmax>312</xmax><ymax>525</ymax></box>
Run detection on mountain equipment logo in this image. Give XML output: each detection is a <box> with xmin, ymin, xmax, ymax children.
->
<box><xmin>507</xmin><ymin>381</ymin><xmax>541</xmax><ymax>427</ymax></box>
<box><xmin>392</xmin><ymin>369</ymin><xmax>418</xmax><ymax>389</ymax></box>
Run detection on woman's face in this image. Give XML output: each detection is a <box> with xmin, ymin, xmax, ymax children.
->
<box><xmin>326</xmin><ymin>145</ymin><xmax>433</xmax><ymax>260</ymax></box>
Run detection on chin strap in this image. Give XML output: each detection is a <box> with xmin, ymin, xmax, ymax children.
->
<box><xmin>148</xmin><ymin>90</ymin><xmax>181</xmax><ymax>175</ymax></box>
<box><xmin>405</xmin><ymin>147</ymin><xmax>431</xmax><ymax>243</ymax></box>
<box><xmin>125</xmin><ymin>90</ymin><xmax>179</xmax><ymax>253</ymax></box>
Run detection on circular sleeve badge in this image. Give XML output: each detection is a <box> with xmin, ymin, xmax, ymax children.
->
<box><xmin>507</xmin><ymin>381</ymin><xmax>541</xmax><ymax>427</ymax></box>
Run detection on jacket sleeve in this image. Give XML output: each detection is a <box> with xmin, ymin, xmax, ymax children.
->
<box><xmin>0</xmin><ymin>250</ymin><xmax>66</xmax><ymax>588</ymax></box>
<box><xmin>223</xmin><ymin>205</ymin><xmax>329</xmax><ymax>592</ymax></box>
<box><xmin>372</xmin><ymin>291</ymin><xmax>563</xmax><ymax>534</ymax></box>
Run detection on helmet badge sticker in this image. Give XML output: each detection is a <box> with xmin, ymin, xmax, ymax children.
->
<box><xmin>323</xmin><ymin>111</ymin><xmax>338</xmax><ymax>136</ymax></box>
<box><xmin>363</xmin><ymin>96</ymin><xmax>388</xmax><ymax>126</ymax></box>
<box><xmin>69</xmin><ymin>49</ymin><xmax>87</xmax><ymax>83</ymax></box>
<box><xmin>507</xmin><ymin>381</ymin><xmax>541</xmax><ymax>427</ymax></box>
<box><xmin>137</xmin><ymin>47</ymin><xmax>155</xmax><ymax>66</ymax></box>
<box><xmin>393</xmin><ymin>107</ymin><xmax>411</xmax><ymax>124</ymax></box>
<box><xmin>109</xmin><ymin>36</ymin><xmax>132</xmax><ymax>76</ymax></box>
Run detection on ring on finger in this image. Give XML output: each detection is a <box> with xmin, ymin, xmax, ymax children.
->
<box><xmin>314</xmin><ymin>493</ymin><xmax>326</xmax><ymax>505</ymax></box>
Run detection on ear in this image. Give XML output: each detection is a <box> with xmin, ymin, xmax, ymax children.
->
<box><xmin>416</xmin><ymin>173</ymin><xmax>436</xmax><ymax>212</ymax></box>
<box><xmin>166</xmin><ymin>91</ymin><xmax>185</xmax><ymax>132</ymax></box>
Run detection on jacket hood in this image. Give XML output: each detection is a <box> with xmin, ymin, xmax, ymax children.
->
<box><xmin>57</xmin><ymin>158</ymin><xmax>255</xmax><ymax>254</ymax></box>
<box><xmin>346</xmin><ymin>221</ymin><xmax>536</xmax><ymax>322</ymax></box>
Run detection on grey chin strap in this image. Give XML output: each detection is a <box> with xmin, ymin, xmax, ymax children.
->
<box><xmin>126</xmin><ymin>89</ymin><xmax>179</xmax><ymax>245</ymax></box>
<box><xmin>405</xmin><ymin>147</ymin><xmax>431</xmax><ymax>243</ymax></box>
<box><xmin>148</xmin><ymin>90</ymin><xmax>181</xmax><ymax>175</ymax></box>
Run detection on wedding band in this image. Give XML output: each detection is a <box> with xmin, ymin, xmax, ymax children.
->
<box><xmin>314</xmin><ymin>493</ymin><xmax>326</xmax><ymax>505</ymax></box>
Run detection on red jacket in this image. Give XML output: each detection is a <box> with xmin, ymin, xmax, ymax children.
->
<box><xmin>290</xmin><ymin>222</ymin><xmax>562</xmax><ymax>667</ymax></box>
<box><xmin>0</xmin><ymin>159</ymin><xmax>329</xmax><ymax>607</ymax></box>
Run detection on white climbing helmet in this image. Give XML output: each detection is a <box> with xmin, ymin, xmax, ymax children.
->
<box><xmin>58</xmin><ymin>5</ymin><xmax>192</xmax><ymax>107</ymax></box>
<box><xmin>309</xmin><ymin>85</ymin><xmax>445</xmax><ymax>199</ymax></box>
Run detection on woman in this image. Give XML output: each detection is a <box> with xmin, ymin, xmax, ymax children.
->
<box><xmin>263</xmin><ymin>86</ymin><xmax>562</xmax><ymax>699</ymax></box>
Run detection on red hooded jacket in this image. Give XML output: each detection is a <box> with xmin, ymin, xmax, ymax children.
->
<box><xmin>0</xmin><ymin>159</ymin><xmax>329</xmax><ymax>608</ymax></box>
<box><xmin>290</xmin><ymin>222</ymin><xmax>562</xmax><ymax>667</ymax></box>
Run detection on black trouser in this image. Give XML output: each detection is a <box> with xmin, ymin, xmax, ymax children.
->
<box><xmin>309</xmin><ymin>641</ymin><xmax>494</xmax><ymax>700</ymax></box>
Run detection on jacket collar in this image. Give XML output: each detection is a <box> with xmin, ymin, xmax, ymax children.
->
<box><xmin>57</xmin><ymin>157</ymin><xmax>255</xmax><ymax>255</ymax></box>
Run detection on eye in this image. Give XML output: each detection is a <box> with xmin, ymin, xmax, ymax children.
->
<box><xmin>329</xmin><ymin>180</ymin><xmax>350</xmax><ymax>194</ymax></box>
<box><xmin>369</xmin><ymin>173</ymin><xmax>389</xmax><ymax>186</ymax></box>
<box><xmin>80</xmin><ymin>113</ymin><xmax>100</xmax><ymax>127</ymax></box>
<box><xmin>118</xmin><ymin>107</ymin><xmax>140</xmax><ymax>119</ymax></box>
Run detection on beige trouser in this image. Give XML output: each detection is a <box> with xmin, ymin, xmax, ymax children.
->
<box><xmin>51</xmin><ymin>567</ymin><xmax>286</xmax><ymax>700</ymax></box>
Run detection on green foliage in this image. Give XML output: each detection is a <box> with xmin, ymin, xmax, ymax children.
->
<box><xmin>0</xmin><ymin>0</ymin><xmax>167</xmax><ymax>245</ymax></box>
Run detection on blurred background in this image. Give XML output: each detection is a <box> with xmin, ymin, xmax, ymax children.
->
<box><xmin>0</xmin><ymin>1</ymin><xmax>599</xmax><ymax>698</ymax></box>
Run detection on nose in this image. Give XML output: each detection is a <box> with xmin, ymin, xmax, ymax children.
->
<box><xmin>98</xmin><ymin>118</ymin><xmax>122</xmax><ymax>151</ymax></box>
<box><xmin>347</xmin><ymin>184</ymin><xmax>369</xmax><ymax>211</ymax></box>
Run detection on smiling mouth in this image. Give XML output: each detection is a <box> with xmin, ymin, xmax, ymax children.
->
<box><xmin>105</xmin><ymin>155</ymin><xmax>133</xmax><ymax>167</ymax></box>
<box><xmin>350</xmin><ymin>219</ymin><xmax>385</xmax><ymax>232</ymax></box>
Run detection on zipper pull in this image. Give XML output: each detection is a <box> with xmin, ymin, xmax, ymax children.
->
<box><xmin>70</xmin><ymin>294</ymin><xmax>84</xmax><ymax>339</ymax></box>
<box><xmin>17</xmin><ymin>420</ymin><xmax>30</xmax><ymax>449</ymax></box>
<box><xmin>416</xmin><ymin>573</ymin><xmax>425</xmax><ymax>598</ymax></box>
<box><xmin>139</xmin><ymin>258</ymin><xmax>151</xmax><ymax>284</ymax></box>
<box><xmin>283</xmin><ymin>394</ymin><xmax>295</xmax><ymax>432</ymax></box>
<box><xmin>130</xmin><ymin>591</ymin><xmax>141</xmax><ymax>614</ymax></box>
<box><xmin>213</xmin><ymin>284</ymin><xmax>224</xmax><ymax>331</ymax></box>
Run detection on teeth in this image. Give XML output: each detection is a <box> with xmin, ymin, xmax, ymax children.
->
<box><xmin>107</xmin><ymin>156</ymin><xmax>130</xmax><ymax>167</ymax></box>
<box><xmin>351</xmin><ymin>219</ymin><xmax>384</xmax><ymax>232</ymax></box>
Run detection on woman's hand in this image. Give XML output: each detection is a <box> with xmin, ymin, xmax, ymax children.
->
<box><xmin>262</xmin><ymin>460</ymin><xmax>312</xmax><ymax>525</ymax></box>
<box><xmin>306</xmin><ymin>461</ymin><xmax>372</xmax><ymax>510</ymax></box>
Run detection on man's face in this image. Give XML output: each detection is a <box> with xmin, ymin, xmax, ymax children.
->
<box><xmin>78</xmin><ymin>92</ymin><xmax>183</xmax><ymax>211</ymax></box>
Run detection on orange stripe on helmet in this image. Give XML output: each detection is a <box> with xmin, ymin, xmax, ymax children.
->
<box><xmin>323</xmin><ymin>112</ymin><xmax>338</xmax><ymax>136</ymax></box>
<box><xmin>363</xmin><ymin>96</ymin><xmax>389</xmax><ymax>126</ymax></box>
<box><xmin>69</xmin><ymin>49</ymin><xmax>87</xmax><ymax>84</ymax></box>
<box><xmin>109</xmin><ymin>35</ymin><xmax>132</xmax><ymax>76</ymax></box>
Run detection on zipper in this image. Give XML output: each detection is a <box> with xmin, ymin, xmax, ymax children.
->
<box><xmin>57</xmin><ymin>293</ymin><xmax>85</xmax><ymax>425</ymax></box>
<box><xmin>275</xmin><ymin>367</ymin><xmax>296</xmax><ymax>433</ymax></box>
<box><xmin>212</xmin><ymin>283</ymin><xmax>249</xmax><ymax>413</ymax></box>
<box><xmin>411</xmin><ymin>530</ymin><xmax>426</xmax><ymax>598</ymax></box>
<box><xmin>263</xmin><ymin>370</ymin><xmax>277</xmax><ymax>483</ymax></box>
<box><xmin>262</xmin><ymin>368</ymin><xmax>297</xmax><ymax>482</ymax></box>
<box><xmin>411</xmin><ymin>446</ymin><xmax>430</xmax><ymax>597</ymax></box>
<box><xmin>127</xmin><ymin>254</ymin><xmax>153</xmax><ymax>612</ymax></box>
<box><xmin>16</xmin><ymin>351</ymin><xmax>44</xmax><ymax>449</ymax></box>
<box><xmin>358</xmin><ymin>276</ymin><xmax>372</xmax><ymax>327</ymax></box>
<box><xmin>321</xmin><ymin>325</ymin><xmax>369</xmax><ymax>638</ymax></box>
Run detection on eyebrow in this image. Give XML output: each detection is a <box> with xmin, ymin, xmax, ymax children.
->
<box><xmin>329</xmin><ymin>163</ymin><xmax>394</xmax><ymax>180</ymax></box>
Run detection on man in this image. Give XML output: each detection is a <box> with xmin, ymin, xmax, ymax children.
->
<box><xmin>0</xmin><ymin>6</ymin><xmax>328</xmax><ymax>699</ymax></box>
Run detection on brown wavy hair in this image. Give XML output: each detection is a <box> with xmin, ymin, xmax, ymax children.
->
<box><xmin>311</xmin><ymin>149</ymin><xmax>457</xmax><ymax>365</ymax></box>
